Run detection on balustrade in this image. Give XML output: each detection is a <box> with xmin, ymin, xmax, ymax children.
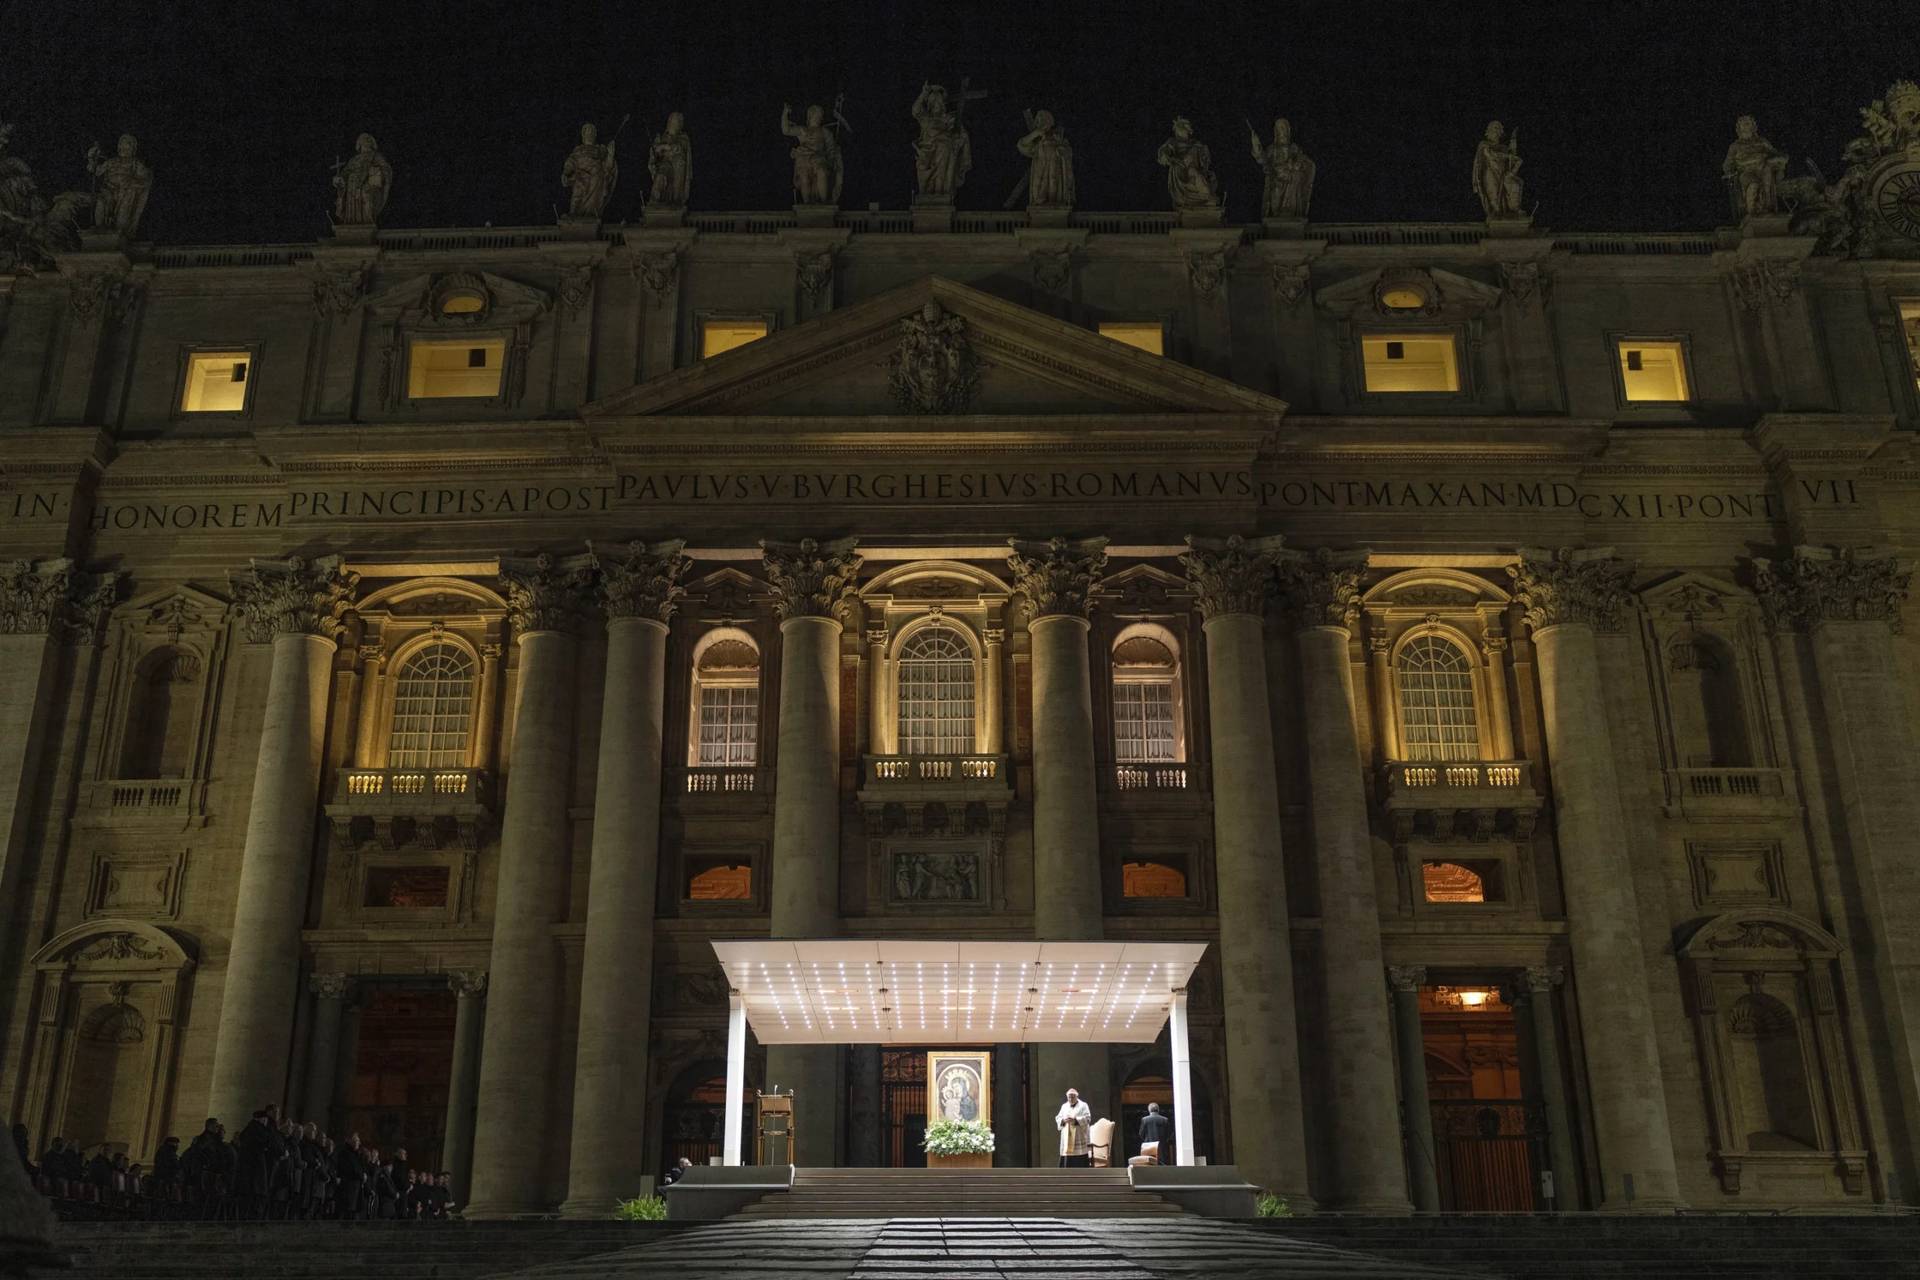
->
<box><xmin>326</xmin><ymin>766</ymin><xmax>495</xmax><ymax>850</ymax></box>
<box><xmin>864</xmin><ymin>754</ymin><xmax>1006</xmax><ymax>787</ymax></box>
<box><xmin>1379</xmin><ymin>759</ymin><xmax>1541</xmax><ymax>844</ymax></box>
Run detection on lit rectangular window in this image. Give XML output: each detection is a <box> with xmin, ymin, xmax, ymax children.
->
<box><xmin>1113</xmin><ymin>680</ymin><xmax>1177</xmax><ymax>764</ymax></box>
<box><xmin>1361</xmin><ymin>333</ymin><xmax>1460</xmax><ymax>392</ymax></box>
<box><xmin>697</xmin><ymin>684</ymin><xmax>759</xmax><ymax>766</ymax></box>
<box><xmin>1617</xmin><ymin>339</ymin><xmax>1691</xmax><ymax>402</ymax></box>
<box><xmin>701</xmin><ymin>319</ymin><xmax>769</xmax><ymax>358</ymax></box>
<box><xmin>1901</xmin><ymin>302</ymin><xmax>1920</xmax><ymax>393</ymax></box>
<box><xmin>408</xmin><ymin>338</ymin><xmax>506</xmax><ymax>399</ymax></box>
<box><xmin>181</xmin><ymin>351</ymin><xmax>252</xmax><ymax>412</ymax></box>
<box><xmin>1099</xmin><ymin>322</ymin><xmax>1165</xmax><ymax>356</ymax></box>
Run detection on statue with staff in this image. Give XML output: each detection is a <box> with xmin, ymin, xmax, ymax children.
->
<box><xmin>781</xmin><ymin>93</ymin><xmax>851</xmax><ymax>205</ymax></box>
<box><xmin>563</xmin><ymin>116</ymin><xmax>626</xmax><ymax>218</ymax></box>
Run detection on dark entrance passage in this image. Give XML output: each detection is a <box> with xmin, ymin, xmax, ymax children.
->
<box><xmin>1119</xmin><ymin>1066</ymin><xmax>1213</xmax><ymax>1165</ymax></box>
<box><xmin>881</xmin><ymin>1049</ymin><xmax>929</xmax><ymax>1168</ymax></box>
<box><xmin>344</xmin><ymin>984</ymin><xmax>455</xmax><ymax>1171</ymax></box>
<box><xmin>1420</xmin><ymin>983</ymin><xmax>1543</xmax><ymax>1211</ymax></box>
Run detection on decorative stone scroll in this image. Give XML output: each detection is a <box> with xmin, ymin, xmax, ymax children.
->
<box><xmin>230</xmin><ymin>554</ymin><xmax>358</xmax><ymax>644</ymax></box>
<box><xmin>448</xmin><ymin>969</ymin><xmax>488</xmax><ymax>999</ymax></box>
<box><xmin>760</xmin><ymin>536</ymin><xmax>862</xmax><ymax>620</ymax></box>
<box><xmin>308</xmin><ymin>972</ymin><xmax>353</xmax><ymax>1000</ymax></box>
<box><xmin>498</xmin><ymin>552</ymin><xmax>594</xmax><ymax>635</ymax></box>
<box><xmin>1181</xmin><ymin>533</ymin><xmax>1286</xmax><ymax>619</ymax></box>
<box><xmin>1522</xmin><ymin>964</ymin><xmax>1565</xmax><ymax>993</ymax></box>
<box><xmin>1749</xmin><ymin>545</ymin><xmax>1912</xmax><ymax>633</ymax></box>
<box><xmin>1506</xmin><ymin>545</ymin><xmax>1634</xmax><ymax>633</ymax></box>
<box><xmin>1007</xmin><ymin>535</ymin><xmax>1108</xmax><ymax>619</ymax></box>
<box><xmin>1386</xmin><ymin>964</ymin><xmax>1427</xmax><ymax>993</ymax></box>
<box><xmin>589</xmin><ymin>538</ymin><xmax>691</xmax><ymax>622</ymax></box>
<box><xmin>1273</xmin><ymin>546</ymin><xmax>1369</xmax><ymax>629</ymax></box>
<box><xmin>0</xmin><ymin>558</ymin><xmax>72</xmax><ymax>635</ymax></box>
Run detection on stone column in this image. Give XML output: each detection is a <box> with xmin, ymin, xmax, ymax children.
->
<box><xmin>209</xmin><ymin>556</ymin><xmax>356</xmax><ymax>1125</ymax></box>
<box><xmin>444</xmin><ymin>970</ymin><xmax>487</xmax><ymax>1205</ymax></box>
<box><xmin>762</xmin><ymin>537</ymin><xmax>863</xmax><ymax>1166</ymax></box>
<box><xmin>467</xmin><ymin>553</ymin><xmax>592</xmax><ymax>1218</ymax></box>
<box><xmin>1387</xmin><ymin>966</ymin><xmax>1439</xmax><ymax>1212</ymax></box>
<box><xmin>1366</xmin><ymin>622</ymin><xmax>1395</xmax><ymax>759</ymax></box>
<box><xmin>302</xmin><ymin>973</ymin><xmax>352</xmax><ymax>1127</ymax></box>
<box><xmin>1180</xmin><ymin>536</ymin><xmax>1312</xmax><ymax>1203</ymax></box>
<box><xmin>1273</xmin><ymin>545</ymin><xmax>1409</xmax><ymax>1212</ymax></box>
<box><xmin>865</xmin><ymin>626</ymin><xmax>889</xmax><ymax>755</ymax></box>
<box><xmin>1508</xmin><ymin>547</ymin><xmax>1682</xmax><ymax>1211</ymax></box>
<box><xmin>1482</xmin><ymin>628</ymin><xmax>1515</xmax><ymax>759</ymax></box>
<box><xmin>983</xmin><ymin>627</ymin><xmax>1006</xmax><ymax>755</ymax></box>
<box><xmin>1752</xmin><ymin>545</ymin><xmax>1920</xmax><ymax>1189</ymax></box>
<box><xmin>1008</xmin><ymin>537</ymin><xmax>1112</xmax><ymax>1162</ymax></box>
<box><xmin>1521</xmin><ymin>964</ymin><xmax>1580</xmax><ymax>1210</ymax></box>
<box><xmin>563</xmin><ymin>541</ymin><xmax>689</xmax><ymax>1217</ymax></box>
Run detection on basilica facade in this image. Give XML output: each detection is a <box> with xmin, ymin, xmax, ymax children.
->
<box><xmin>5</xmin><ymin>89</ymin><xmax>1920</xmax><ymax>1221</ymax></box>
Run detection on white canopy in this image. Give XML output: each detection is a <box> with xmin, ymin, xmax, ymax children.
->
<box><xmin>711</xmin><ymin>938</ymin><xmax>1205</xmax><ymax>1167</ymax></box>
<box><xmin>711</xmin><ymin>938</ymin><xmax>1207</xmax><ymax>1045</ymax></box>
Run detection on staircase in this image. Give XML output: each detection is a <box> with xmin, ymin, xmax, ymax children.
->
<box><xmin>730</xmin><ymin>1167</ymin><xmax>1187</xmax><ymax>1218</ymax></box>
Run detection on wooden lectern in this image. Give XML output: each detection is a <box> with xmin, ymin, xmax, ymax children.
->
<box><xmin>756</xmin><ymin>1089</ymin><xmax>795</xmax><ymax>1165</ymax></box>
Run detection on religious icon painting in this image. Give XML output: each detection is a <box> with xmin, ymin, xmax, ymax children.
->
<box><xmin>926</xmin><ymin>1049</ymin><xmax>991</xmax><ymax>1126</ymax></box>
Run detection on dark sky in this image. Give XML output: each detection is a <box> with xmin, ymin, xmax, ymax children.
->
<box><xmin>4</xmin><ymin>0</ymin><xmax>1918</xmax><ymax>245</ymax></box>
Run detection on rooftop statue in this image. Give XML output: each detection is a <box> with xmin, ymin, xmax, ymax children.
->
<box><xmin>1472</xmin><ymin>121</ymin><xmax>1525</xmax><ymax>219</ymax></box>
<box><xmin>1012</xmin><ymin>108</ymin><xmax>1073</xmax><ymax>209</ymax></box>
<box><xmin>781</xmin><ymin>100</ymin><xmax>847</xmax><ymax>206</ymax></box>
<box><xmin>1157</xmin><ymin>116</ymin><xmax>1220</xmax><ymax>210</ymax></box>
<box><xmin>648</xmin><ymin>112</ymin><xmax>691</xmax><ymax>207</ymax></box>
<box><xmin>561</xmin><ymin>121</ymin><xmax>619</xmax><ymax>219</ymax></box>
<box><xmin>331</xmin><ymin>132</ymin><xmax>392</xmax><ymax>226</ymax></box>
<box><xmin>1723</xmin><ymin>115</ymin><xmax>1787</xmax><ymax>218</ymax></box>
<box><xmin>86</xmin><ymin>133</ymin><xmax>152</xmax><ymax>238</ymax></box>
<box><xmin>1250</xmin><ymin>116</ymin><xmax>1314</xmax><ymax>218</ymax></box>
<box><xmin>912</xmin><ymin>81</ymin><xmax>973</xmax><ymax>198</ymax></box>
<box><xmin>1784</xmin><ymin>79</ymin><xmax>1920</xmax><ymax>256</ymax></box>
<box><xmin>0</xmin><ymin>121</ymin><xmax>89</xmax><ymax>272</ymax></box>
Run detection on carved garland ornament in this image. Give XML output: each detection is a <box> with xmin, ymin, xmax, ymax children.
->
<box><xmin>1750</xmin><ymin>545</ymin><xmax>1912</xmax><ymax>633</ymax></box>
<box><xmin>1273</xmin><ymin>546</ymin><xmax>1369</xmax><ymax>629</ymax></box>
<box><xmin>1506</xmin><ymin>546</ymin><xmax>1635</xmax><ymax>633</ymax></box>
<box><xmin>311</xmin><ymin>266</ymin><xmax>368</xmax><ymax>318</ymax></box>
<box><xmin>760</xmin><ymin>536</ymin><xmax>862</xmax><ymax>620</ymax></box>
<box><xmin>1007</xmin><ymin>536</ymin><xmax>1108</xmax><ymax>619</ymax></box>
<box><xmin>589</xmin><ymin>538</ymin><xmax>691</xmax><ymax>622</ymax></box>
<box><xmin>231</xmin><ymin>555</ymin><xmax>358</xmax><ymax>644</ymax></box>
<box><xmin>886</xmin><ymin>301</ymin><xmax>981</xmax><ymax>414</ymax></box>
<box><xmin>634</xmin><ymin>251</ymin><xmax>678</xmax><ymax>305</ymax></box>
<box><xmin>499</xmin><ymin>553</ymin><xmax>594</xmax><ymax>634</ymax></box>
<box><xmin>1181</xmin><ymin>533</ymin><xmax>1286</xmax><ymax>619</ymax></box>
<box><xmin>795</xmin><ymin>249</ymin><xmax>835</xmax><ymax>300</ymax></box>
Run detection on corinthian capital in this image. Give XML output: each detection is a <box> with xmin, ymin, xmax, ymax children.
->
<box><xmin>448</xmin><ymin>969</ymin><xmax>489</xmax><ymax>998</ymax></box>
<box><xmin>1750</xmin><ymin>545</ymin><xmax>1913</xmax><ymax>633</ymax></box>
<box><xmin>1273</xmin><ymin>546</ymin><xmax>1369</xmax><ymax>629</ymax></box>
<box><xmin>0</xmin><ymin>558</ymin><xmax>73</xmax><ymax>635</ymax></box>
<box><xmin>1007</xmin><ymin>536</ymin><xmax>1108</xmax><ymax>620</ymax></box>
<box><xmin>760</xmin><ymin>536</ymin><xmax>862</xmax><ymax>620</ymax></box>
<box><xmin>64</xmin><ymin>570</ymin><xmax>127</xmax><ymax>645</ymax></box>
<box><xmin>308</xmin><ymin>972</ymin><xmax>353</xmax><ymax>1000</ymax></box>
<box><xmin>1181</xmin><ymin>534</ymin><xmax>1285</xmax><ymax>620</ymax></box>
<box><xmin>589</xmin><ymin>539</ymin><xmax>691</xmax><ymax>623</ymax></box>
<box><xmin>231</xmin><ymin>555</ymin><xmax>358</xmax><ymax>644</ymax></box>
<box><xmin>500</xmin><ymin>552</ymin><xmax>595</xmax><ymax>635</ymax></box>
<box><xmin>1506</xmin><ymin>546</ymin><xmax>1633</xmax><ymax>634</ymax></box>
<box><xmin>1386</xmin><ymin>964</ymin><xmax>1428</xmax><ymax>994</ymax></box>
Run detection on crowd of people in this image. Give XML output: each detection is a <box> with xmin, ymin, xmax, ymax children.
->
<box><xmin>12</xmin><ymin>1107</ymin><xmax>457</xmax><ymax>1222</ymax></box>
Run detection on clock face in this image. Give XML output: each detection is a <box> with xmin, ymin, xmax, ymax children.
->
<box><xmin>1872</xmin><ymin>163</ymin><xmax>1920</xmax><ymax>242</ymax></box>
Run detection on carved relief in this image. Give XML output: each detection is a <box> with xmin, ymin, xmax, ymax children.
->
<box><xmin>230</xmin><ymin>555</ymin><xmax>358</xmax><ymax>644</ymax></box>
<box><xmin>886</xmin><ymin>301</ymin><xmax>981</xmax><ymax>414</ymax></box>
<box><xmin>1185</xmin><ymin>247</ymin><xmax>1228</xmax><ymax>300</ymax></box>
<box><xmin>557</xmin><ymin>264</ymin><xmax>594</xmax><ymax>317</ymax></box>
<box><xmin>760</xmin><ymin>536</ymin><xmax>862</xmax><ymax>620</ymax></box>
<box><xmin>1007</xmin><ymin>536</ymin><xmax>1107</xmax><ymax>619</ymax></box>
<box><xmin>76</xmin><ymin>932</ymin><xmax>164</xmax><ymax>962</ymax></box>
<box><xmin>634</xmin><ymin>251</ymin><xmax>679</xmax><ymax>305</ymax></box>
<box><xmin>1507</xmin><ymin>546</ymin><xmax>1634</xmax><ymax>633</ymax></box>
<box><xmin>1728</xmin><ymin>260</ymin><xmax>1799</xmax><ymax>310</ymax></box>
<box><xmin>589</xmin><ymin>539</ymin><xmax>690</xmax><ymax>622</ymax></box>
<box><xmin>795</xmin><ymin>249</ymin><xmax>835</xmax><ymax>300</ymax></box>
<box><xmin>1270</xmin><ymin>262</ymin><xmax>1311</xmax><ymax>305</ymax></box>
<box><xmin>890</xmin><ymin>849</ymin><xmax>982</xmax><ymax>903</ymax></box>
<box><xmin>1029</xmin><ymin>247</ymin><xmax>1072</xmax><ymax>295</ymax></box>
<box><xmin>311</xmin><ymin>266</ymin><xmax>368</xmax><ymax>318</ymax></box>
<box><xmin>1181</xmin><ymin>533</ymin><xmax>1284</xmax><ymax>619</ymax></box>
<box><xmin>1750</xmin><ymin>545</ymin><xmax>1912</xmax><ymax>632</ymax></box>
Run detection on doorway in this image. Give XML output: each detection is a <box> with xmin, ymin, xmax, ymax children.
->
<box><xmin>343</xmin><ymin>983</ymin><xmax>455</xmax><ymax>1170</ymax></box>
<box><xmin>1119</xmin><ymin>1066</ymin><xmax>1212</xmax><ymax>1165</ymax></box>
<box><xmin>1420</xmin><ymin>982</ymin><xmax>1543</xmax><ymax>1211</ymax></box>
<box><xmin>881</xmin><ymin>1049</ymin><xmax>929</xmax><ymax>1167</ymax></box>
<box><xmin>660</xmin><ymin>1062</ymin><xmax>742</xmax><ymax>1175</ymax></box>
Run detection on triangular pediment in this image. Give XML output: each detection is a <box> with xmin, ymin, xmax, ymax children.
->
<box><xmin>583</xmin><ymin>276</ymin><xmax>1287</xmax><ymax>419</ymax></box>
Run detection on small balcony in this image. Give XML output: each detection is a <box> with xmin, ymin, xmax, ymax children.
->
<box><xmin>1107</xmin><ymin>763</ymin><xmax>1198</xmax><ymax>792</ymax></box>
<box><xmin>1380</xmin><ymin>759</ymin><xmax>1541</xmax><ymax>843</ymax></box>
<box><xmin>79</xmin><ymin>778</ymin><xmax>207</xmax><ymax>826</ymax></box>
<box><xmin>857</xmin><ymin>754</ymin><xmax>1012</xmax><ymax>840</ymax></box>
<box><xmin>326</xmin><ymin>766</ymin><xmax>496</xmax><ymax>851</ymax></box>
<box><xmin>1664</xmin><ymin>766</ymin><xmax>1794</xmax><ymax>822</ymax></box>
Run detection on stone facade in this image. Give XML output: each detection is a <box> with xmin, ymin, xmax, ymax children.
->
<box><xmin>5</xmin><ymin>138</ymin><xmax>1920</xmax><ymax>1219</ymax></box>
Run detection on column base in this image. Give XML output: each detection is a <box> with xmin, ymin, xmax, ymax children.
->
<box><xmin>557</xmin><ymin>1194</ymin><xmax>621</xmax><ymax>1219</ymax></box>
<box><xmin>459</xmin><ymin>1201</ymin><xmax>554</xmax><ymax>1220</ymax></box>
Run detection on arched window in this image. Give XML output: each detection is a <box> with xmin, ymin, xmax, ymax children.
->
<box><xmin>896</xmin><ymin>626</ymin><xmax>975</xmax><ymax>755</ymax></box>
<box><xmin>692</xmin><ymin>633</ymin><xmax>760</xmax><ymax>766</ymax></box>
<box><xmin>1396</xmin><ymin>634</ymin><xmax>1479</xmax><ymax>762</ymax></box>
<box><xmin>120</xmin><ymin>647</ymin><xmax>201</xmax><ymax>778</ymax></box>
<box><xmin>1112</xmin><ymin>632</ymin><xmax>1182</xmax><ymax>764</ymax></box>
<box><xmin>387</xmin><ymin>642</ymin><xmax>475</xmax><ymax>769</ymax></box>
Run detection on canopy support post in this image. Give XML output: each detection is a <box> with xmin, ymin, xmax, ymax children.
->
<box><xmin>1171</xmin><ymin>987</ymin><xmax>1196</xmax><ymax>1167</ymax></box>
<box><xmin>724</xmin><ymin>989</ymin><xmax>746</xmax><ymax>1166</ymax></box>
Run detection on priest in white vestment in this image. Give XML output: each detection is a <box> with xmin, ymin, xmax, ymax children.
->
<box><xmin>1055</xmin><ymin>1088</ymin><xmax>1092</xmax><ymax>1168</ymax></box>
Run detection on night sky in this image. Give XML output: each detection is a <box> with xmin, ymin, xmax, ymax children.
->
<box><xmin>4</xmin><ymin>0</ymin><xmax>1918</xmax><ymax>245</ymax></box>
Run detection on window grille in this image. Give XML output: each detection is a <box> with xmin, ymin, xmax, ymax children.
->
<box><xmin>1113</xmin><ymin>679</ymin><xmax>1178</xmax><ymax>763</ymax></box>
<box><xmin>1396</xmin><ymin>634</ymin><xmax>1480</xmax><ymax>761</ymax></box>
<box><xmin>897</xmin><ymin>626</ymin><xmax>975</xmax><ymax>755</ymax></box>
<box><xmin>388</xmin><ymin>642</ymin><xmax>475</xmax><ymax>768</ymax></box>
<box><xmin>696</xmin><ymin>684</ymin><xmax>759</xmax><ymax>766</ymax></box>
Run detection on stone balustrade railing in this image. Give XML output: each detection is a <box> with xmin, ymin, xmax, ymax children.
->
<box><xmin>864</xmin><ymin>754</ymin><xmax>1006</xmax><ymax>786</ymax></box>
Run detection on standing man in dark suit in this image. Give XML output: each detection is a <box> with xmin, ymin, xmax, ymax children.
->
<box><xmin>1138</xmin><ymin>1102</ymin><xmax>1172</xmax><ymax>1161</ymax></box>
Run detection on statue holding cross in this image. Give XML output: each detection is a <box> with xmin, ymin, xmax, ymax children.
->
<box><xmin>912</xmin><ymin>79</ymin><xmax>982</xmax><ymax>198</ymax></box>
